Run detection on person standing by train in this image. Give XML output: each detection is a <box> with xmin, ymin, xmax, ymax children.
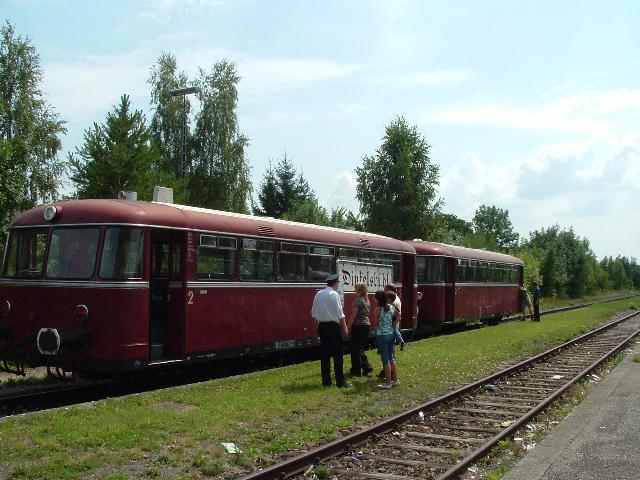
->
<box><xmin>311</xmin><ymin>273</ymin><xmax>350</xmax><ymax>388</ymax></box>
<box><xmin>348</xmin><ymin>282</ymin><xmax>373</xmax><ymax>377</ymax></box>
<box><xmin>533</xmin><ymin>282</ymin><xmax>542</xmax><ymax>321</ymax></box>
<box><xmin>519</xmin><ymin>286</ymin><xmax>533</xmax><ymax>321</ymax></box>
<box><xmin>374</xmin><ymin>290</ymin><xmax>399</xmax><ymax>389</ymax></box>
<box><xmin>384</xmin><ymin>284</ymin><xmax>405</xmax><ymax>349</ymax></box>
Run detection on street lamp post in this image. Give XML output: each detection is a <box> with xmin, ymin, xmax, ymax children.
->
<box><xmin>169</xmin><ymin>86</ymin><xmax>200</xmax><ymax>178</ymax></box>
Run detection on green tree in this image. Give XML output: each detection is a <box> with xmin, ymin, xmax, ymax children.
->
<box><xmin>472</xmin><ymin>204</ymin><xmax>519</xmax><ymax>251</ymax></box>
<box><xmin>329</xmin><ymin>207</ymin><xmax>364</xmax><ymax>230</ymax></box>
<box><xmin>356</xmin><ymin>116</ymin><xmax>441</xmax><ymax>239</ymax></box>
<box><xmin>0</xmin><ymin>22</ymin><xmax>66</xmax><ymax>247</ymax></box>
<box><xmin>188</xmin><ymin>60</ymin><xmax>251</xmax><ymax>212</ymax></box>
<box><xmin>254</xmin><ymin>152</ymin><xmax>315</xmax><ymax>218</ymax></box>
<box><xmin>148</xmin><ymin>52</ymin><xmax>190</xmax><ymax>179</ymax></box>
<box><xmin>282</xmin><ymin>198</ymin><xmax>330</xmax><ymax>225</ymax></box>
<box><xmin>68</xmin><ymin>94</ymin><xmax>160</xmax><ymax>200</ymax></box>
<box><xmin>253</xmin><ymin>160</ymin><xmax>278</xmax><ymax>217</ymax></box>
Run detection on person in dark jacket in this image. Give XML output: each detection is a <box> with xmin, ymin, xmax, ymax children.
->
<box><xmin>533</xmin><ymin>282</ymin><xmax>542</xmax><ymax>321</ymax></box>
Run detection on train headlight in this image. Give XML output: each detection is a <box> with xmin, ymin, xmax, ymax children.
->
<box><xmin>43</xmin><ymin>205</ymin><xmax>58</xmax><ymax>221</ymax></box>
<box><xmin>0</xmin><ymin>300</ymin><xmax>11</xmax><ymax>319</ymax></box>
<box><xmin>74</xmin><ymin>304</ymin><xmax>89</xmax><ymax>322</ymax></box>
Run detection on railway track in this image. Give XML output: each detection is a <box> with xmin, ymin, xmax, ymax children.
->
<box><xmin>242</xmin><ymin>309</ymin><xmax>640</xmax><ymax>480</ymax></box>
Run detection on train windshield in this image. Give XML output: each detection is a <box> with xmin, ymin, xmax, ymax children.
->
<box><xmin>2</xmin><ymin>228</ymin><xmax>48</xmax><ymax>278</ymax></box>
<box><xmin>46</xmin><ymin>228</ymin><xmax>100</xmax><ymax>279</ymax></box>
<box><xmin>99</xmin><ymin>227</ymin><xmax>144</xmax><ymax>280</ymax></box>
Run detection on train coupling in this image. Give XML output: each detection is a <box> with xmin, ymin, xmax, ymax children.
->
<box><xmin>36</xmin><ymin>328</ymin><xmax>89</xmax><ymax>356</ymax></box>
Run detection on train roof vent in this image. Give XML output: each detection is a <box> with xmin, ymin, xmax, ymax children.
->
<box><xmin>257</xmin><ymin>225</ymin><xmax>275</xmax><ymax>236</ymax></box>
<box><xmin>359</xmin><ymin>238</ymin><xmax>370</xmax><ymax>246</ymax></box>
<box><xmin>153</xmin><ymin>186</ymin><xmax>174</xmax><ymax>203</ymax></box>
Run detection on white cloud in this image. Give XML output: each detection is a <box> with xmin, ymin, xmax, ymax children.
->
<box><xmin>326</xmin><ymin>170</ymin><xmax>359</xmax><ymax>213</ymax></box>
<box><xmin>237</xmin><ymin>57</ymin><xmax>360</xmax><ymax>98</ymax></box>
<box><xmin>42</xmin><ymin>49</ymin><xmax>154</xmax><ymax>131</ymax></box>
<box><xmin>422</xmin><ymin>88</ymin><xmax>640</xmax><ymax>135</ymax></box>
<box><xmin>440</xmin><ymin>134</ymin><xmax>640</xmax><ymax>259</ymax></box>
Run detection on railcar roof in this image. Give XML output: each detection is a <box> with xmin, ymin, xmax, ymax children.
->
<box><xmin>405</xmin><ymin>240</ymin><xmax>523</xmax><ymax>265</ymax></box>
<box><xmin>11</xmin><ymin>200</ymin><xmax>415</xmax><ymax>254</ymax></box>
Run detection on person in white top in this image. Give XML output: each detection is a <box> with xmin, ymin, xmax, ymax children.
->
<box><xmin>311</xmin><ymin>273</ymin><xmax>350</xmax><ymax>387</ymax></box>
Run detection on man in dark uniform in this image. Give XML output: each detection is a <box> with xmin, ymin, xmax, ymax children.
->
<box><xmin>311</xmin><ymin>273</ymin><xmax>350</xmax><ymax>387</ymax></box>
<box><xmin>533</xmin><ymin>282</ymin><xmax>542</xmax><ymax>321</ymax></box>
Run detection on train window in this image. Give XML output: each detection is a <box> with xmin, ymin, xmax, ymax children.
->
<box><xmin>455</xmin><ymin>259</ymin><xmax>467</xmax><ymax>282</ymax></box>
<box><xmin>151</xmin><ymin>242</ymin><xmax>170</xmax><ymax>278</ymax></box>
<box><xmin>380</xmin><ymin>253</ymin><xmax>402</xmax><ymax>282</ymax></box>
<box><xmin>281</xmin><ymin>243</ymin><xmax>309</xmax><ymax>254</ymax></box>
<box><xmin>2</xmin><ymin>228</ymin><xmax>48</xmax><ymax>278</ymax></box>
<box><xmin>100</xmin><ymin>228</ymin><xmax>144</xmax><ymax>280</ymax></box>
<box><xmin>308</xmin><ymin>245</ymin><xmax>335</xmax><ymax>282</ymax></box>
<box><xmin>415</xmin><ymin>256</ymin><xmax>426</xmax><ymax>282</ymax></box>
<box><xmin>425</xmin><ymin>257</ymin><xmax>445</xmax><ymax>283</ymax></box>
<box><xmin>240</xmin><ymin>238</ymin><xmax>273</xmax><ymax>281</ymax></box>
<box><xmin>310</xmin><ymin>246</ymin><xmax>334</xmax><ymax>256</ymax></box>
<box><xmin>218</xmin><ymin>237</ymin><xmax>237</xmax><ymax>250</ymax></box>
<box><xmin>199</xmin><ymin>235</ymin><xmax>217</xmax><ymax>247</ymax></box>
<box><xmin>468</xmin><ymin>260</ymin><xmax>477</xmax><ymax>282</ymax></box>
<box><xmin>487</xmin><ymin>263</ymin><xmax>495</xmax><ymax>282</ymax></box>
<box><xmin>478</xmin><ymin>262</ymin><xmax>488</xmax><ymax>282</ymax></box>
<box><xmin>46</xmin><ymin>228</ymin><xmax>100</xmax><ymax>279</ymax></box>
<box><xmin>170</xmin><ymin>238</ymin><xmax>182</xmax><ymax>280</ymax></box>
<box><xmin>277</xmin><ymin>242</ymin><xmax>307</xmax><ymax>282</ymax></box>
<box><xmin>196</xmin><ymin>234</ymin><xmax>236</xmax><ymax>281</ymax></box>
<box><xmin>338</xmin><ymin>248</ymin><xmax>359</xmax><ymax>260</ymax></box>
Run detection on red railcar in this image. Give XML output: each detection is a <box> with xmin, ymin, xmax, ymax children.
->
<box><xmin>405</xmin><ymin>241</ymin><xmax>523</xmax><ymax>331</ymax></box>
<box><xmin>0</xmin><ymin>197</ymin><xmax>416</xmax><ymax>376</ymax></box>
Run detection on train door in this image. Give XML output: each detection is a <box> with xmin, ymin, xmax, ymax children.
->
<box><xmin>150</xmin><ymin>230</ymin><xmax>185</xmax><ymax>362</ymax></box>
<box><xmin>445</xmin><ymin>257</ymin><xmax>456</xmax><ymax>322</ymax></box>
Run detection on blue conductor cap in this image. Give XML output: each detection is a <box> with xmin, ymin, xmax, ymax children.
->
<box><xmin>326</xmin><ymin>273</ymin><xmax>339</xmax><ymax>283</ymax></box>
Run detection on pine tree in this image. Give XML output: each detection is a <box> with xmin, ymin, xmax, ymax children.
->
<box><xmin>68</xmin><ymin>95</ymin><xmax>159</xmax><ymax>200</ymax></box>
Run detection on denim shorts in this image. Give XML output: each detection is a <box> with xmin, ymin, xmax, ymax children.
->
<box><xmin>377</xmin><ymin>334</ymin><xmax>395</xmax><ymax>366</ymax></box>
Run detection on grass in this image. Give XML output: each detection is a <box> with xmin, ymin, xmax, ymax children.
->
<box><xmin>540</xmin><ymin>289</ymin><xmax>638</xmax><ymax>310</ymax></box>
<box><xmin>0</xmin><ymin>299</ymin><xmax>636</xmax><ymax>479</ymax></box>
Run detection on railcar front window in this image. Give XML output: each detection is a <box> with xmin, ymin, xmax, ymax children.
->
<box><xmin>2</xmin><ymin>229</ymin><xmax>48</xmax><ymax>278</ymax></box>
<box><xmin>100</xmin><ymin>228</ymin><xmax>144</xmax><ymax>280</ymax></box>
<box><xmin>46</xmin><ymin>228</ymin><xmax>100</xmax><ymax>279</ymax></box>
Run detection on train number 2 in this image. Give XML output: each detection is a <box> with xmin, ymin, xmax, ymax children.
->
<box><xmin>187</xmin><ymin>291</ymin><xmax>194</xmax><ymax>305</ymax></box>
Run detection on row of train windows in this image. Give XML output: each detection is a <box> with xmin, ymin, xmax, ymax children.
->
<box><xmin>195</xmin><ymin>235</ymin><xmax>401</xmax><ymax>283</ymax></box>
<box><xmin>415</xmin><ymin>256</ymin><xmax>519</xmax><ymax>284</ymax></box>
<box><xmin>455</xmin><ymin>258</ymin><xmax>518</xmax><ymax>284</ymax></box>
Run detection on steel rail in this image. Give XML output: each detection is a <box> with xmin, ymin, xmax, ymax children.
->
<box><xmin>437</xmin><ymin>311</ymin><xmax>640</xmax><ymax>479</ymax></box>
<box><xmin>241</xmin><ymin>310</ymin><xmax>640</xmax><ymax>480</ymax></box>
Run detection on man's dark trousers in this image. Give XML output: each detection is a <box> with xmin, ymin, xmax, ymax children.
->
<box><xmin>318</xmin><ymin>321</ymin><xmax>346</xmax><ymax>386</ymax></box>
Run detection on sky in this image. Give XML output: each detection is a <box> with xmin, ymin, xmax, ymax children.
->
<box><xmin>4</xmin><ymin>0</ymin><xmax>640</xmax><ymax>260</ymax></box>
